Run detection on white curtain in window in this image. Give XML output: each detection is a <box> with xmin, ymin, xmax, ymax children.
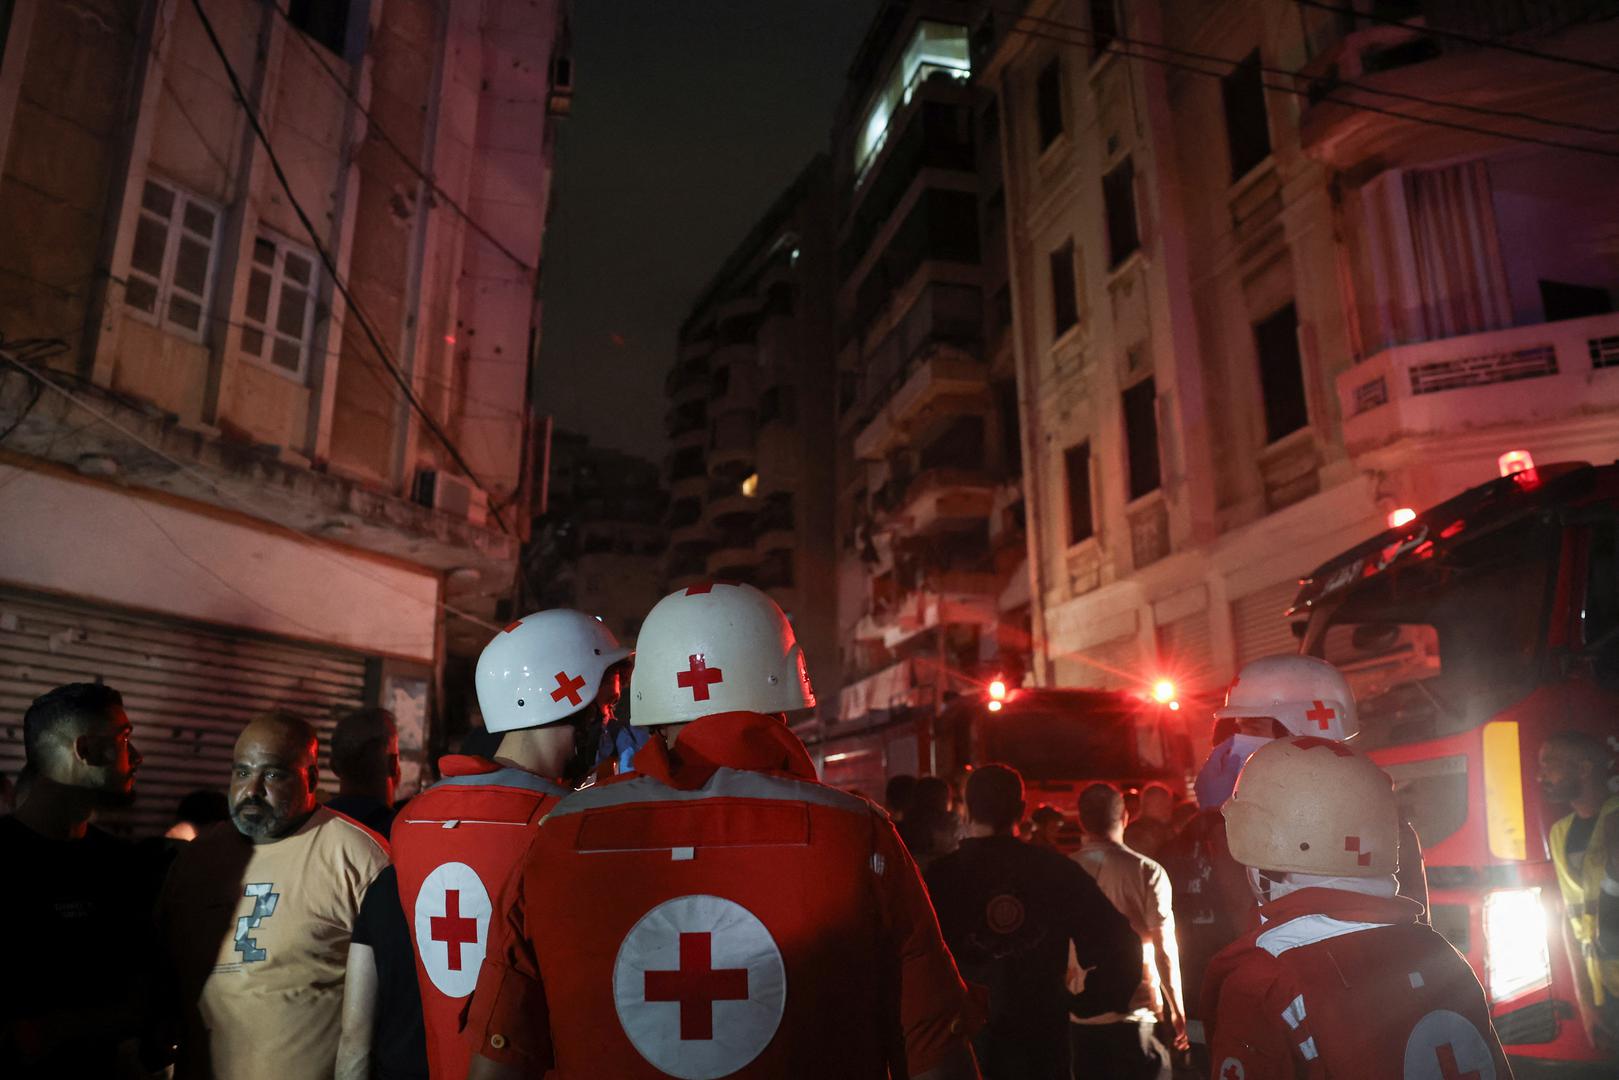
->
<box><xmin>1403</xmin><ymin>161</ymin><xmax>1512</xmax><ymax>339</ymax></box>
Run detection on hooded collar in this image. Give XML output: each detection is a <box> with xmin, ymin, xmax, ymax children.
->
<box><xmin>629</xmin><ymin>712</ymin><xmax>818</xmax><ymax>789</ymax></box>
<box><xmin>1255</xmin><ymin>884</ymin><xmax>1426</xmax><ymax>929</ymax></box>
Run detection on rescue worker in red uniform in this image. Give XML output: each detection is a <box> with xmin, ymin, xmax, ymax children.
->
<box><xmin>1202</xmin><ymin>736</ymin><xmax>1510</xmax><ymax>1080</ymax></box>
<box><xmin>464</xmin><ymin>581</ymin><xmax>985</xmax><ymax>1079</ymax></box>
<box><xmin>390</xmin><ymin>610</ymin><xmax>630</xmax><ymax>1079</ymax></box>
<box><xmin>1164</xmin><ymin>654</ymin><xmax>1430</xmax><ymax>1069</ymax></box>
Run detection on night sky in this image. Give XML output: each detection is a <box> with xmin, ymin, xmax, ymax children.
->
<box><xmin>533</xmin><ymin>0</ymin><xmax>877</xmax><ymax>463</ymax></box>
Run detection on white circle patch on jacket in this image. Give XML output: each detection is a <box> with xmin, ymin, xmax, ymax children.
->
<box><xmin>413</xmin><ymin>860</ymin><xmax>492</xmax><ymax>998</ymax></box>
<box><xmin>613</xmin><ymin>894</ymin><xmax>787</xmax><ymax>1079</ymax></box>
<box><xmin>1402</xmin><ymin>1009</ymin><xmax>1496</xmax><ymax>1080</ymax></box>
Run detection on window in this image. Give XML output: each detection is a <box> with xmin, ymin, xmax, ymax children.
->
<box><xmin>286</xmin><ymin>0</ymin><xmax>349</xmax><ymax>56</ymax></box>
<box><xmin>125</xmin><ymin>178</ymin><xmax>220</xmax><ymax>341</ymax></box>
<box><xmin>1253</xmin><ymin>303</ymin><xmax>1309</xmax><ymax>442</ymax></box>
<box><xmin>1102</xmin><ymin>157</ymin><xmax>1140</xmax><ymax>268</ymax></box>
<box><xmin>1050</xmin><ymin>240</ymin><xmax>1079</xmax><ymax>338</ymax></box>
<box><xmin>241</xmin><ymin>233</ymin><xmax>320</xmax><ymax>380</ymax></box>
<box><xmin>1122</xmin><ymin>376</ymin><xmax>1160</xmax><ymax>501</ymax></box>
<box><xmin>854</xmin><ymin>19</ymin><xmax>971</xmax><ymax>178</ymax></box>
<box><xmin>1222</xmin><ymin>50</ymin><xmax>1271</xmax><ymax>181</ymax></box>
<box><xmin>1064</xmin><ymin>442</ymin><xmax>1094</xmax><ymax>545</ymax></box>
<box><xmin>1089</xmin><ymin>0</ymin><xmax>1119</xmax><ymax>60</ymax></box>
<box><xmin>1036</xmin><ymin>57</ymin><xmax>1063</xmax><ymax>150</ymax></box>
<box><xmin>1540</xmin><ymin>279</ymin><xmax>1613</xmax><ymax>322</ymax></box>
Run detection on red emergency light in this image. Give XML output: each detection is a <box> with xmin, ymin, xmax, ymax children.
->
<box><xmin>1498</xmin><ymin>449</ymin><xmax>1534</xmax><ymax>477</ymax></box>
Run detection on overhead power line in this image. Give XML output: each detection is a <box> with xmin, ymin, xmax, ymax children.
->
<box><xmin>187</xmin><ymin>0</ymin><xmax>516</xmax><ymax>536</ymax></box>
<box><xmin>1009</xmin><ymin>9</ymin><xmax>1619</xmax><ymax>139</ymax></box>
<box><xmin>266</xmin><ymin>1</ymin><xmax>543</xmax><ymax>284</ymax></box>
<box><xmin>0</xmin><ymin>345</ymin><xmax>505</xmax><ymax>633</ymax></box>
<box><xmin>1291</xmin><ymin>0</ymin><xmax>1619</xmax><ymax>78</ymax></box>
<box><xmin>999</xmin><ymin>17</ymin><xmax>1619</xmax><ymax>161</ymax></box>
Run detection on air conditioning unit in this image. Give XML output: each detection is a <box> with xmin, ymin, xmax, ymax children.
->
<box><xmin>413</xmin><ymin>469</ymin><xmax>489</xmax><ymax>527</ymax></box>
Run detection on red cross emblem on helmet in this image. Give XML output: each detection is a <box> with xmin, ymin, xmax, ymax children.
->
<box><xmin>612</xmin><ymin>895</ymin><xmax>787</xmax><ymax>1076</ymax></box>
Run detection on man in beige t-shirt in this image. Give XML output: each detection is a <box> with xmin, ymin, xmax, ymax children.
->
<box><xmin>1069</xmin><ymin>782</ymin><xmax>1184</xmax><ymax>1080</ymax></box>
<box><xmin>157</xmin><ymin>712</ymin><xmax>389</xmax><ymax>1080</ymax></box>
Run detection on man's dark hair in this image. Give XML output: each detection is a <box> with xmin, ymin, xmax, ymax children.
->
<box><xmin>885</xmin><ymin>774</ymin><xmax>918</xmax><ymax>816</ymax></box>
<box><xmin>913</xmin><ymin>775</ymin><xmax>953</xmax><ymax>818</ymax></box>
<box><xmin>331</xmin><ymin>707</ymin><xmax>397</xmax><ymax>783</ymax></box>
<box><xmin>1031</xmin><ymin>803</ymin><xmax>1065</xmax><ymax>826</ymax></box>
<box><xmin>965</xmin><ymin>764</ymin><xmax>1024</xmax><ymax>831</ymax></box>
<box><xmin>1544</xmin><ymin>729</ymin><xmax>1609</xmax><ymax>766</ymax></box>
<box><xmin>176</xmin><ymin>789</ymin><xmax>229</xmax><ymax>828</ymax></box>
<box><xmin>23</xmin><ymin>683</ymin><xmax>124</xmax><ymax>765</ymax></box>
<box><xmin>1078</xmin><ymin>782</ymin><xmax>1126</xmax><ymax>836</ymax></box>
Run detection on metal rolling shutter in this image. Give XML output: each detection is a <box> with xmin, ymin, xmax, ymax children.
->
<box><xmin>1156</xmin><ymin>610</ymin><xmax>1216</xmax><ymax>691</ymax></box>
<box><xmin>1232</xmin><ymin>580</ymin><xmax>1302</xmax><ymax>667</ymax></box>
<box><xmin>0</xmin><ymin>588</ymin><xmax>369</xmax><ymax>838</ymax></box>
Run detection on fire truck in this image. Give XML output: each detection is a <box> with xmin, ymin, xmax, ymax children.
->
<box><xmin>820</xmin><ymin>680</ymin><xmax>1195</xmax><ymax>822</ymax></box>
<box><xmin>1290</xmin><ymin>458</ymin><xmax>1619</xmax><ymax>1070</ymax></box>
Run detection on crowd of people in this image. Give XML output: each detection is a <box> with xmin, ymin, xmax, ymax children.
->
<box><xmin>1</xmin><ymin>582</ymin><xmax>1614</xmax><ymax>1080</ymax></box>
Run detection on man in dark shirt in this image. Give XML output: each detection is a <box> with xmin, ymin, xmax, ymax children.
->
<box><xmin>926</xmin><ymin>764</ymin><xmax>1141</xmax><ymax>1080</ymax></box>
<box><xmin>325</xmin><ymin>707</ymin><xmax>402</xmax><ymax>838</ymax></box>
<box><xmin>0</xmin><ymin>682</ymin><xmax>145</xmax><ymax>1078</ymax></box>
<box><xmin>338</xmin><ymin>866</ymin><xmax>429</xmax><ymax>1080</ymax></box>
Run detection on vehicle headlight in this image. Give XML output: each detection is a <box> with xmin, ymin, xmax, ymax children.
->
<box><xmin>1483</xmin><ymin>887</ymin><xmax>1551</xmax><ymax>1003</ymax></box>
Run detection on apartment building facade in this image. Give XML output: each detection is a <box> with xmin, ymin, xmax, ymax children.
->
<box><xmin>523</xmin><ymin>429</ymin><xmax>665</xmax><ymax>645</ymax></box>
<box><xmin>662</xmin><ymin>156</ymin><xmax>839</xmax><ymax>738</ymax></box>
<box><xmin>0</xmin><ymin>0</ymin><xmax>570</xmax><ymax>830</ymax></box>
<box><xmin>985</xmin><ymin>0</ymin><xmax>1619</xmax><ymax>708</ymax></box>
<box><xmin>823</xmin><ymin>0</ymin><xmax>1027</xmax><ymax>790</ymax></box>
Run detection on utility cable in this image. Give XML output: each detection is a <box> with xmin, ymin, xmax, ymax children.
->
<box><xmin>187</xmin><ymin>0</ymin><xmax>516</xmax><ymax>536</ymax></box>
<box><xmin>999</xmin><ymin>18</ymin><xmax>1619</xmax><ymax>160</ymax></box>
<box><xmin>0</xmin><ymin>346</ymin><xmax>504</xmax><ymax>632</ymax></box>
<box><xmin>1291</xmin><ymin>0</ymin><xmax>1619</xmax><ymax>78</ymax></box>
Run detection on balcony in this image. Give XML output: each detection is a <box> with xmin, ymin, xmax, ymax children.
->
<box><xmin>863</xmin><ymin>570</ymin><xmax>1000</xmax><ymax>650</ymax></box>
<box><xmin>706</xmin><ymin>539</ymin><xmax>761</xmax><ymax>580</ymax></box>
<box><xmin>708</xmin><ymin>410</ymin><xmax>757</xmax><ymax>476</ymax></box>
<box><xmin>668</xmin><ymin>472</ymin><xmax>706</xmax><ymax>503</ymax></box>
<box><xmin>882</xmin><ymin>467</ymin><xmax>995</xmax><ymax>537</ymax></box>
<box><xmin>1337</xmin><ymin>311</ymin><xmax>1619</xmax><ymax>456</ymax></box>
<box><xmin>665</xmin><ymin>399</ymin><xmax>707</xmax><ymax>443</ymax></box>
<box><xmin>1298</xmin><ymin>9</ymin><xmax>1619</xmax><ymax>170</ymax></box>
<box><xmin>666</xmin><ymin>355</ymin><xmax>710</xmax><ymax>403</ymax></box>
<box><xmin>754</xmin><ymin>492</ymin><xmax>795</xmax><ymax>553</ymax></box>
<box><xmin>707</xmin><ymin>478</ymin><xmax>760</xmax><ymax>528</ymax></box>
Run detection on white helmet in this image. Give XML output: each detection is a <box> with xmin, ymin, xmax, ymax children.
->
<box><xmin>1214</xmin><ymin>654</ymin><xmax>1359</xmax><ymax>741</ymax></box>
<box><xmin>1224</xmin><ymin>736</ymin><xmax>1399</xmax><ymax>878</ymax></box>
<box><xmin>475</xmin><ymin>610</ymin><xmax>633</xmax><ymax>734</ymax></box>
<box><xmin>628</xmin><ymin>581</ymin><xmax>814</xmax><ymax>727</ymax></box>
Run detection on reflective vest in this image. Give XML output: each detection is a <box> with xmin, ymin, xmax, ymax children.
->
<box><xmin>1202</xmin><ymin>887</ymin><xmax>1509</xmax><ymax>1080</ymax></box>
<box><xmin>464</xmin><ymin>712</ymin><xmax>982</xmax><ymax>1079</ymax></box>
<box><xmin>390</xmin><ymin>755</ymin><xmax>569</xmax><ymax>1079</ymax></box>
<box><xmin>1550</xmin><ymin>794</ymin><xmax>1619</xmax><ymax>1006</ymax></box>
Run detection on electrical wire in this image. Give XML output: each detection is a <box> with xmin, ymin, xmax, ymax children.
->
<box><xmin>0</xmin><ymin>346</ymin><xmax>504</xmax><ymax>632</ymax></box>
<box><xmin>187</xmin><ymin>0</ymin><xmax>515</xmax><ymax>536</ymax></box>
<box><xmin>1291</xmin><ymin>0</ymin><xmax>1619</xmax><ymax>78</ymax></box>
<box><xmin>997</xmin><ymin>17</ymin><xmax>1619</xmax><ymax>160</ymax></box>
<box><xmin>1007</xmin><ymin>8</ymin><xmax>1619</xmax><ymax>138</ymax></box>
<box><xmin>266</xmin><ymin>0</ymin><xmax>542</xmax><ymax>283</ymax></box>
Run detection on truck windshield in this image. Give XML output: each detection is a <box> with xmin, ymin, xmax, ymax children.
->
<box><xmin>980</xmin><ymin>705</ymin><xmax>1180</xmax><ymax>782</ymax></box>
<box><xmin>1301</xmin><ymin>513</ymin><xmax>1556</xmax><ymax>750</ymax></box>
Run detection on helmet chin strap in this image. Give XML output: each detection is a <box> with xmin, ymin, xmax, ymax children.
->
<box><xmin>1247</xmin><ymin>866</ymin><xmax>1399</xmax><ymax>908</ymax></box>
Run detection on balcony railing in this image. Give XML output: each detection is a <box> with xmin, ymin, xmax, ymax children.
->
<box><xmin>1338</xmin><ymin>311</ymin><xmax>1619</xmax><ymax>453</ymax></box>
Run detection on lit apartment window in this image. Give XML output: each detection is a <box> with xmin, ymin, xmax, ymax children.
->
<box><xmin>1089</xmin><ymin>0</ymin><xmax>1119</xmax><ymax>60</ymax></box>
<box><xmin>854</xmin><ymin>19</ymin><xmax>971</xmax><ymax>178</ymax></box>
<box><xmin>125</xmin><ymin>178</ymin><xmax>220</xmax><ymax>341</ymax></box>
<box><xmin>1122</xmin><ymin>376</ymin><xmax>1161</xmax><ymax>501</ymax></box>
<box><xmin>1103</xmin><ymin>156</ymin><xmax>1140</xmax><ymax>268</ymax></box>
<box><xmin>1222</xmin><ymin>50</ymin><xmax>1271</xmax><ymax>180</ymax></box>
<box><xmin>1036</xmin><ymin>57</ymin><xmax>1064</xmax><ymax>150</ymax></box>
<box><xmin>241</xmin><ymin>233</ymin><xmax>320</xmax><ymax>380</ymax></box>
<box><xmin>1064</xmin><ymin>441</ymin><xmax>1094</xmax><ymax>545</ymax></box>
<box><xmin>1253</xmin><ymin>303</ymin><xmax>1309</xmax><ymax>442</ymax></box>
<box><xmin>1050</xmin><ymin>240</ymin><xmax>1079</xmax><ymax>338</ymax></box>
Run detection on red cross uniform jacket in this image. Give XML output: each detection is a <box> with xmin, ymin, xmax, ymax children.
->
<box><xmin>1201</xmin><ymin>888</ymin><xmax>1511</xmax><ymax>1080</ymax></box>
<box><xmin>465</xmin><ymin>712</ymin><xmax>986</xmax><ymax>1079</ymax></box>
<box><xmin>390</xmin><ymin>755</ymin><xmax>571</xmax><ymax>1079</ymax></box>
